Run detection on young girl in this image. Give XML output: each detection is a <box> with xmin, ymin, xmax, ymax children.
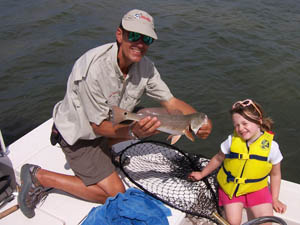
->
<box><xmin>189</xmin><ymin>99</ymin><xmax>286</xmax><ymax>225</ymax></box>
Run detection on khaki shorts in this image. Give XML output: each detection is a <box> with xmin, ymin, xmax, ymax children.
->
<box><xmin>59</xmin><ymin>137</ymin><xmax>116</xmax><ymax>186</ymax></box>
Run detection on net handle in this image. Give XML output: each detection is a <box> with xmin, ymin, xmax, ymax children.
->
<box><xmin>212</xmin><ymin>212</ymin><xmax>230</xmax><ymax>225</ymax></box>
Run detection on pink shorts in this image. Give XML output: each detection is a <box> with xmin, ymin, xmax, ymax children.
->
<box><xmin>218</xmin><ymin>186</ymin><xmax>272</xmax><ymax>208</ymax></box>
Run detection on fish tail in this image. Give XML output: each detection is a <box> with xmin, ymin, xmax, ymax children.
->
<box><xmin>111</xmin><ymin>106</ymin><xmax>127</xmax><ymax>125</ymax></box>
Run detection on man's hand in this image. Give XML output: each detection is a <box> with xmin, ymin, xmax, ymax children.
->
<box><xmin>161</xmin><ymin>97</ymin><xmax>213</xmax><ymax>140</ymax></box>
<box><xmin>196</xmin><ymin>118</ymin><xmax>212</xmax><ymax>139</ymax></box>
<box><xmin>131</xmin><ymin>116</ymin><xmax>161</xmax><ymax>139</ymax></box>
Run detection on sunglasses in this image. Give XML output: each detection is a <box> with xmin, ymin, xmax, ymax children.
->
<box><xmin>127</xmin><ymin>31</ymin><xmax>154</xmax><ymax>46</ymax></box>
<box><xmin>232</xmin><ymin>99</ymin><xmax>262</xmax><ymax>118</ymax></box>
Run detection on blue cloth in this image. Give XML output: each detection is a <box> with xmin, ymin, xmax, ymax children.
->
<box><xmin>81</xmin><ymin>188</ymin><xmax>171</xmax><ymax>225</ymax></box>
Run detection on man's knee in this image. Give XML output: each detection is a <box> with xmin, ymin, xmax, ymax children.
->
<box><xmin>98</xmin><ymin>171</ymin><xmax>125</xmax><ymax>196</ymax></box>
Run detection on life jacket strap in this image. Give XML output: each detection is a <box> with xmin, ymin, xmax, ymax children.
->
<box><xmin>222</xmin><ymin>164</ymin><xmax>269</xmax><ymax>184</ymax></box>
<box><xmin>225</xmin><ymin>152</ymin><xmax>268</xmax><ymax>161</ymax></box>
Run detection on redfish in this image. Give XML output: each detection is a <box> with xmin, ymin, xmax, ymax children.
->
<box><xmin>111</xmin><ymin>106</ymin><xmax>207</xmax><ymax>144</ymax></box>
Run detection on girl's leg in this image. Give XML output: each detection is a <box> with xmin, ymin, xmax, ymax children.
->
<box><xmin>223</xmin><ymin>202</ymin><xmax>244</xmax><ymax>225</ymax></box>
<box><xmin>246</xmin><ymin>208</ymin><xmax>255</xmax><ymax>221</ymax></box>
<box><xmin>248</xmin><ymin>203</ymin><xmax>273</xmax><ymax>225</ymax></box>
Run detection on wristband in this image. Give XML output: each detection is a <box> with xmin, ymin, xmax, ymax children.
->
<box><xmin>128</xmin><ymin>124</ymin><xmax>139</xmax><ymax>140</ymax></box>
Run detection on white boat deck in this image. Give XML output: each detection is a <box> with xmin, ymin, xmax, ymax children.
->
<box><xmin>1</xmin><ymin>118</ymin><xmax>299</xmax><ymax>225</ymax></box>
<box><xmin>275</xmin><ymin>180</ymin><xmax>300</xmax><ymax>225</ymax></box>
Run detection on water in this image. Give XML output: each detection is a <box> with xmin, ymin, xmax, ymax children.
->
<box><xmin>1</xmin><ymin>0</ymin><xmax>299</xmax><ymax>184</ymax></box>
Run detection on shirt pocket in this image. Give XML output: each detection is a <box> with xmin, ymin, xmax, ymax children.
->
<box><xmin>121</xmin><ymin>88</ymin><xmax>144</xmax><ymax>111</ymax></box>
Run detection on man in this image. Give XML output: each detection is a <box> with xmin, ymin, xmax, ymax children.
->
<box><xmin>18</xmin><ymin>9</ymin><xmax>212</xmax><ymax>218</ymax></box>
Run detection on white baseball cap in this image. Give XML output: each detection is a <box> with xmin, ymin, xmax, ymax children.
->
<box><xmin>122</xmin><ymin>9</ymin><xmax>158</xmax><ymax>40</ymax></box>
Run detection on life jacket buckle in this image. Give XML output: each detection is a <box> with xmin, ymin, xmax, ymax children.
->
<box><xmin>239</xmin><ymin>153</ymin><xmax>249</xmax><ymax>159</ymax></box>
<box><xmin>234</xmin><ymin>177</ymin><xmax>246</xmax><ymax>184</ymax></box>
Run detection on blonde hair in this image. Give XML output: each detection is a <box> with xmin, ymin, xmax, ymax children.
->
<box><xmin>230</xmin><ymin>100</ymin><xmax>273</xmax><ymax>131</ymax></box>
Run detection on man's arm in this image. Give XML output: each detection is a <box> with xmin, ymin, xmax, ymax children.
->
<box><xmin>160</xmin><ymin>97</ymin><xmax>212</xmax><ymax>139</ymax></box>
<box><xmin>160</xmin><ymin>97</ymin><xmax>197</xmax><ymax>114</ymax></box>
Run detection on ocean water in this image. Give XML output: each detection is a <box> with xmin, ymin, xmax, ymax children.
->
<box><xmin>0</xmin><ymin>0</ymin><xmax>299</xmax><ymax>183</ymax></box>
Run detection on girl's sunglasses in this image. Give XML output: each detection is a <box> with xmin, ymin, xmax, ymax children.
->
<box><xmin>128</xmin><ymin>31</ymin><xmax>154</xmax><ymax>46</ymax></box>
<box><xmin>232</xmin><ymin>99</ymin><xmax>262</xmax><ymax>118</ymax></box>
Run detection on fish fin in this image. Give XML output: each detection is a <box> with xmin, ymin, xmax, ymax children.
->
<box><xmin>184</xmin><ymin>129</ymin><xmax>195</xmax><ymax>142</ymax></box>
<box><xmin>111</xmin><ymin>106</ymin><xmax>127</xmax><ymax>125</ymax></box>
<box><xmin>167</xmin><ymin>135</ymin><xmax>182</xmax><ymax>145</ymax></box>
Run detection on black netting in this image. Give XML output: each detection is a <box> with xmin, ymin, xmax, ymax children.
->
<box><xmin>117</xmin><ymin>140</ymin><xmax>223</xmax><ymax>224</ymax></box>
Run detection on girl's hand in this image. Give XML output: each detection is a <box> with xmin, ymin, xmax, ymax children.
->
<box><xmin>188</xmin><ymin>171</ymin><xmax>203</xmax><ymax>181</ymax></box>
<box><xmin>273</xmin><ymin>199</ymin><xmax>287</xmax><ymax>214</ymax></box>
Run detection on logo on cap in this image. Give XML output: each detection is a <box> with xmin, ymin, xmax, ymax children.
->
<box><xmin>134</xmin><ymin>13</ymin><xmax>151</xmax><ymax>22</ymax></box>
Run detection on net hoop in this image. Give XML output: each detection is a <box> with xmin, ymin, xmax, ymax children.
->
<box><xmin>118</xmin><ymin>140</ymin><xmax>221</xmax><ymax>223</ymax></box>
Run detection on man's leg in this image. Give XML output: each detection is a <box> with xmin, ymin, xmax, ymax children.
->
<box><xmin>18</xmin><ymin>137</ymin><xmax>125</xmax><ymax>218</ymax></box>
<box><xmin>18</xmin><ymin>165</ymin><xmax>125</xmax><ymax>218</ymax></box>
<box><xmin>37</xmin><ymin>168</ymin><xmax>125</xmax><ymax>203</ymax></box>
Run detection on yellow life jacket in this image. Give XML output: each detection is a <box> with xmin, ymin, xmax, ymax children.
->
<box><xmin>217</xmin><ymin>131</ymin><xmax>273</xmax><ymax>199</ymax></box>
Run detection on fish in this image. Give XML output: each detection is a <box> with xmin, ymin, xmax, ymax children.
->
<box><xmin>111</xmin><ymin>106</ymin><xmax>208</xmax><ymax>145</ymax></box>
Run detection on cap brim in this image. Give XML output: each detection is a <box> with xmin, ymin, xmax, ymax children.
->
<box><xmin>122</xmin><ymin>21</ymin><xmax>158</xmax><ymax>40</ymax></box>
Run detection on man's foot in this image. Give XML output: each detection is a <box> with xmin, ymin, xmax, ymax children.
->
<box><xmin>18</xmin><ymin>164</ymin><xmax>48</xmax><ymax>218</ymax></box>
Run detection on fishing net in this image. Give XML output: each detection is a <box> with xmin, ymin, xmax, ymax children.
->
<box><xmin>115</xmin><ymin>140</ymin><xmax>222</xmax><ymax>224</ymax></box>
